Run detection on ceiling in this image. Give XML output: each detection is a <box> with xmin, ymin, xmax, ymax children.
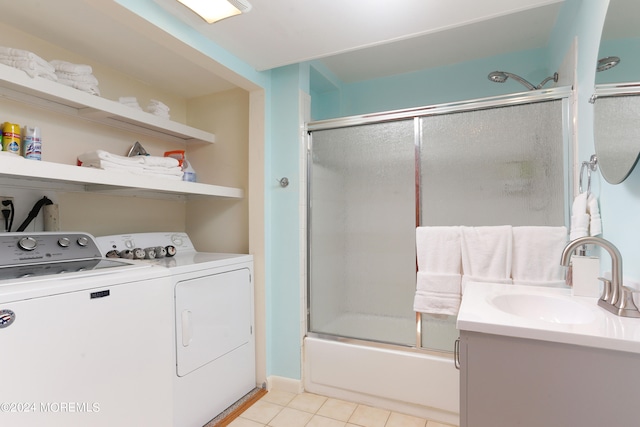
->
<box><xmin>153</xmin><ymin>0</ymin><xmax>565</xmax><ymax>83</ymax></box>
<box><xmin>1</xmin><ymin>0</ymin><xmax>635</xmax><ymax>99</ymax></box>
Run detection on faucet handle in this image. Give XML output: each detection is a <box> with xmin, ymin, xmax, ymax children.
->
<box><xmin>614</xmin><ymin>286</ymin><xmax>640</xmax><ymax>318</ymax></box>
<box><xmin>597</xmin><ymin>277</ymin><xmax>612</xmax><ymax>302</ymax></box>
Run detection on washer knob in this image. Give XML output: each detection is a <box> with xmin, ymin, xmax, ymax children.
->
<box><xmin>77</xmin><ymin>236</ymin><xmax>89</xmax><ymax>247</ymax></box>
<box><xmin>18</xmin><ymin>237</ymin><xmax>38</xmax><ymax>251</ymax></box>
<box><xmin>58</xmin><ymin>237</ymin><xmax>71</xmax><ymax>248</ymax></box>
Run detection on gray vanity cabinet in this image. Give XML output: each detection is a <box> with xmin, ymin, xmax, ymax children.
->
<box><xmin>459</xmin><ymin>330</ymin><xmax>640</xmax><ymax>426</ymax></box>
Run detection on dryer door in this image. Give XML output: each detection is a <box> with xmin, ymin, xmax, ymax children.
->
<box><xmin>175</xmin><ymin>267</ymin><xmax>252</xmax><ymax>377</ymax></box>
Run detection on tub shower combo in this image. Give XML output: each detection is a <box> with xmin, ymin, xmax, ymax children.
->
<box><xmin>304</xmin><ymin>85</ymin><xmax>572</xmax><ymax>424</ymax></box>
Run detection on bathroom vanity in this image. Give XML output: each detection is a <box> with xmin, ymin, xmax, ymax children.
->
<box><xmin>457</xmin><ymin>283</ymin><xmax>640</xmax><ymax>426</ymax></box>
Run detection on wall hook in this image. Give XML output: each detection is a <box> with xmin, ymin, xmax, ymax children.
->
<box><xmin>277</xmin><ymin>177</ymin><xmax>289</xmax><ymax>188</ymax></box>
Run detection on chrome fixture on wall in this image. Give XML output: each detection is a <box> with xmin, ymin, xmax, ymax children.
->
<box><xmin>488</xmin><ymin>71</ymin><xmax>559</xmax><ymax>91</ymax></box>
<box><xmin>596</xmin><ymin>56</ymin><xmax>620</xmax><ymax>72</ymax></box>
<box><xmin>277</xmin><ymin>177</ymin><xmax>289</xmax><ymax>188</ymax></box>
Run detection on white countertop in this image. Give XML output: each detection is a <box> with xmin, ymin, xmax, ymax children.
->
<box><xmin>456</xmin><ymin>282</ymin><xmax>640</xmax><ymax>354</ymax></box>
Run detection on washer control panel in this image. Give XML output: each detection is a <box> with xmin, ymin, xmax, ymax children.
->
<box><xmin>0</xmin><ymin>232</ymin><xmax>103</xmax><ymax>266</ymax></box>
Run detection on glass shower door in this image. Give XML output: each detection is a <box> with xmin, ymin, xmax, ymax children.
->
<box><xmin>308</xmin><ymin>119</ymin><xmax>417</xmax><ymax>346</ymax></box>
<box><xmin>307</xmin><ymin>94</ymin><xmax>570</xmax><ymax>353</ymax></box>
<box><xmin>418</xmin><ymin>99</ymin><xmax>566</xmax><ymax>349</ymax></box>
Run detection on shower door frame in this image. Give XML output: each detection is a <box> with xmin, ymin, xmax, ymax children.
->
<box><xmin>306</xmin><ymin>86</ymin><xmax>574</xmax><ymax>353</ymax></box>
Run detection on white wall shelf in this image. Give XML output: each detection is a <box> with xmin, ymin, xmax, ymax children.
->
<box><xmin>0</xmin><ymin>64</ymin><xmax>216</xmax><ymax>145</ymax></box>
<box><xmin>0</xmin><ymin>156</ymin><xmax>243</xmax><ymax>201</ymax></box>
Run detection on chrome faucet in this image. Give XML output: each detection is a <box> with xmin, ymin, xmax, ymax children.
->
<box><xmin>561</xmin><ymin>236</ymin><xmax>640</xmax><ymax>318</ymax></box>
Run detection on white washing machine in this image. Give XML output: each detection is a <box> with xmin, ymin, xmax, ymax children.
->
<box><xmin>96</xmin><ymin>232</ymin><xmax>255</xmax><ymax>427</ymax></box>
<box><xmin>0</xmin><ymin>232</ymin><xmax>174</xmax><ymax>427</ymax></box>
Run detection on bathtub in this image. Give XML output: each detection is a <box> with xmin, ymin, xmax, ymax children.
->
<box><xmin>303</xmin><ymin>335</ymin><xmax>460</xmax><ymax>426</ymax></box>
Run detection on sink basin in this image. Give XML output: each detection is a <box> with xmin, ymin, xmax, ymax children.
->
<box><xmin>490</xmin><ymin>293</ymin><xmax>596</xmax><ymax>324</ymax></box>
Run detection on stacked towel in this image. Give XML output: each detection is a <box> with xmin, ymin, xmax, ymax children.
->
<box><xmin>146</xmin><ymin>99</ymin><xmax>170</xmax><ymax>119</ymax></box>
<box><xmin>512</xmin><ymin>226</ymin><xmax>567</xmax><ymax>287</ymax></box>
<box><xmin>119</xmin><ymin>97</ymin><xmax>143</xmax><ymax>111</ymax></box>
<box><xmin>413</xmin><ymin>226</ymin><xmax>462</xmax><ymax>316</ymax></box>
<box><xmin>570</xmin><ymin>192</ymin><xmax>602</xmax><ymax>240</ymax></box>
<box><xmin>78</xmin><ymin>149</ymin><xmax>183</xmax><ymax>180</ymax></box>
<box><xmin>50</xmin><ymin>60</ymin><xmax>100</xmax><ymax>96</ymax></box>
<box><xmin>460</xmin><ymin>226</ymin><xmax>513</xmax><ymax>292</ymax></box>
<box><xmin>0</xmin><ymin>47</ymin><xmax>56</xmax><ymax>80</ymax></box>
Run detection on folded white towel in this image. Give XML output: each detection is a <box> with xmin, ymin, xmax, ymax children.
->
<box><xmin>81</xmin><ymin>159</ymin><xmax>143</xmax><ymax>171</ymax></box>
<box><xmin>50</xmin><ymin>59</ymin><xmax>93</xmax><ymax>75</ymax></box>
<box><xmin>416</xmin><ymin>271</ymin><xmax>461</xmax><ymax>294</ymax></box>
<box><xmin>414</xmin><ymin>227</ymin><xmax>463</xmax><ymax>315</ymax></box>
<box><xmin>416</xmin><ymin>226</ymin><xmax>461</xmax><ymax>273</ymax></box>
<box><xmin>56</xmin><ymin>71</ymin><xmax>99</xmax><ymax>85</ymax></box>
<box><xmin>0</xmin><ymin>48</ymin><xmax>53</xmax><ymax>70</ymax></box>
<box><xmin>588</xmin><ymin>194</ymin><xmax>602</xmax><ymax>236</ymax></box>
<box><xmin>512</xmin><ymin>226</ymin><xmax>567</xmax><ymax>282</ymax></box>
<box><xmin>79</xmin><ymin>150</ymin><xmax>181</xmax><ymax>173</ymax></box>
<box><xmin>147</xmin><ymin>99</ymin><xmax>170</xmax><ymax>111</ymax></box>
<box><xmin>78</xmin><ymin>150</ymin><xmax>145</xmax><ymax>168</ymax></box>
<box><xmin>0</xmin><ymin>58</ymin><xmax>57</xmax><ymax>80</ymax></box>
<box><xmin>141</xmin><ymin>165</ymin><xmax>184</xmax><ymax>176</ymax></box>
<box><xmin>461</xmin><ymin>225</ymin><xmax>513</xmax><ymax>280</ymax></box>
<box><xmin>57</xmin><ymin>77</ymin><xmax>100</xmax><ymax>95</ymax></box>
<box><xmin>140</xmin><ymin>155</ymin><xmax>179</xmax><ymax>168</ymax></box>
<box><xmin>413</xmin><ymin>291</ymin><xmax>460</xmax><ymax>316</ymax></box>
<box><xmin>82</xmin><ymin>160</ymin><xmax>184</xmax><ymax>180</ymax></box>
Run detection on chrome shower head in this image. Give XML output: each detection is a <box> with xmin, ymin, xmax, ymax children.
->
<box><xmin>487</xmin><ymin>70</ymin><xmax>558</xmax><ymax>91</ymax></box>
<box><xmin>597</xmin><ymin>56</ymin><xmax>620</xmax><ymax>72</ymax></box>
<box><xmin>488</xmin><ymin>71</ymin><xmax>509</xmax><ymax>83</ymax></box>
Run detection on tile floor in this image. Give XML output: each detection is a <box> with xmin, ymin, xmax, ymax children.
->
<box><xmin>228</xmin><ymin>390</ymin><xmax>457</xmax><ymax>427</ymax></box>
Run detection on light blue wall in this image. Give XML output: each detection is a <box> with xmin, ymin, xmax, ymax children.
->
<box><xmin>311</xmin><ymin>48</ymin><xmax>550</xmax><ymax>120</ymax></box>
<box><xmin>268</xmin><ymin>63</ymin><xmax>309</xmax><ymax>379</ymax></box>
<box><xmin>118</xmin><ymin>0</ymin><xmax>630</xmax><ymax>383</ymax></box>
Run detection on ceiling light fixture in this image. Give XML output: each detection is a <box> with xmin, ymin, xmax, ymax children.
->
<box><xmin>176</xmin><ymin>0</ymin><xmax>252</xmax><ymax>24</ymax></box>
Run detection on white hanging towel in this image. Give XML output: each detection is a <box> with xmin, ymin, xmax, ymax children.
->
<box><xmin>460</xmin><ymin>225</ymin><xmax>513</xmax><ymax>293</ymax></box>
<box><xmin>413</xmin><ymin>226</ymin><xmax>462</xmax><ymax>316</ymax></box>
<box><xmin>587</xmin><ymin>194</ymin><xmax>602</xmax><ymax>236</ymax></box>
<box><xmin>570</xmin><ymin>192</ymin><xmax>589</xmax><ymax>240</ymax></box>
<box><xmin>512</xmin><ymin>226</ymin><xmax>568</xmax><ymax>286</ymax></box>
<box><xmin>570</xmin><ymin>192</ymin><xmax>603</xmax><ymax>240</ymax></box>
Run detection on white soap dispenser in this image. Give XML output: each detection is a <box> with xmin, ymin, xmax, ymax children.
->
<box><xmin>571</xmin><ymin>245</ymin><xmax>601</xmax><ymax>298</ymax></box>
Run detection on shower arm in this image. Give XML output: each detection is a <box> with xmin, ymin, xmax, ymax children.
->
<box><xmin>502</xmin><ymin>72</ymin><xmax>536</xmax><ymax>91</ymax></box>
<box><xmin>536</xmin><ymin>72</ymin><xmax>559</xmax><ymax>89</ymax></box>
<box><xmin>498</xmin><ymin>72</ymin><xmax>559</xmax><ymax>91</ymax></box>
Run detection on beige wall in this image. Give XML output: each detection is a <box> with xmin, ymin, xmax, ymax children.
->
<box><xmin>185</xmin><ymin>88</ymin><xmax>250</xmax><ymax>253</ymax></box>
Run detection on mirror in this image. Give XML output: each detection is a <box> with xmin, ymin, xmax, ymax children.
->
<box><xmin>597</xmin><ymin>0</ymin><xmax>640</xmax><ymax>85</ymax></box>
<box><xmin>593</xmin><ymin>85</ymin><xmax>640</xmax><ymax>184</ymax></box>
<box><xmin>593</xmin><ymin>0</ymin><xmax>640</xmax><ymax>183</ymax></box>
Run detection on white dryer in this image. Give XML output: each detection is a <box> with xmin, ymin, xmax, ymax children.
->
<box><xmin>96</xmin><ymin>232</ymin><xmax>255</xmax><ymax>427</ymax></box>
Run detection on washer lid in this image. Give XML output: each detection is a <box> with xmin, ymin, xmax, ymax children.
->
<box><xmin>0</xmin><ymin>258</ymin><xmax>135</xmax><ymax>281</ymax></box>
